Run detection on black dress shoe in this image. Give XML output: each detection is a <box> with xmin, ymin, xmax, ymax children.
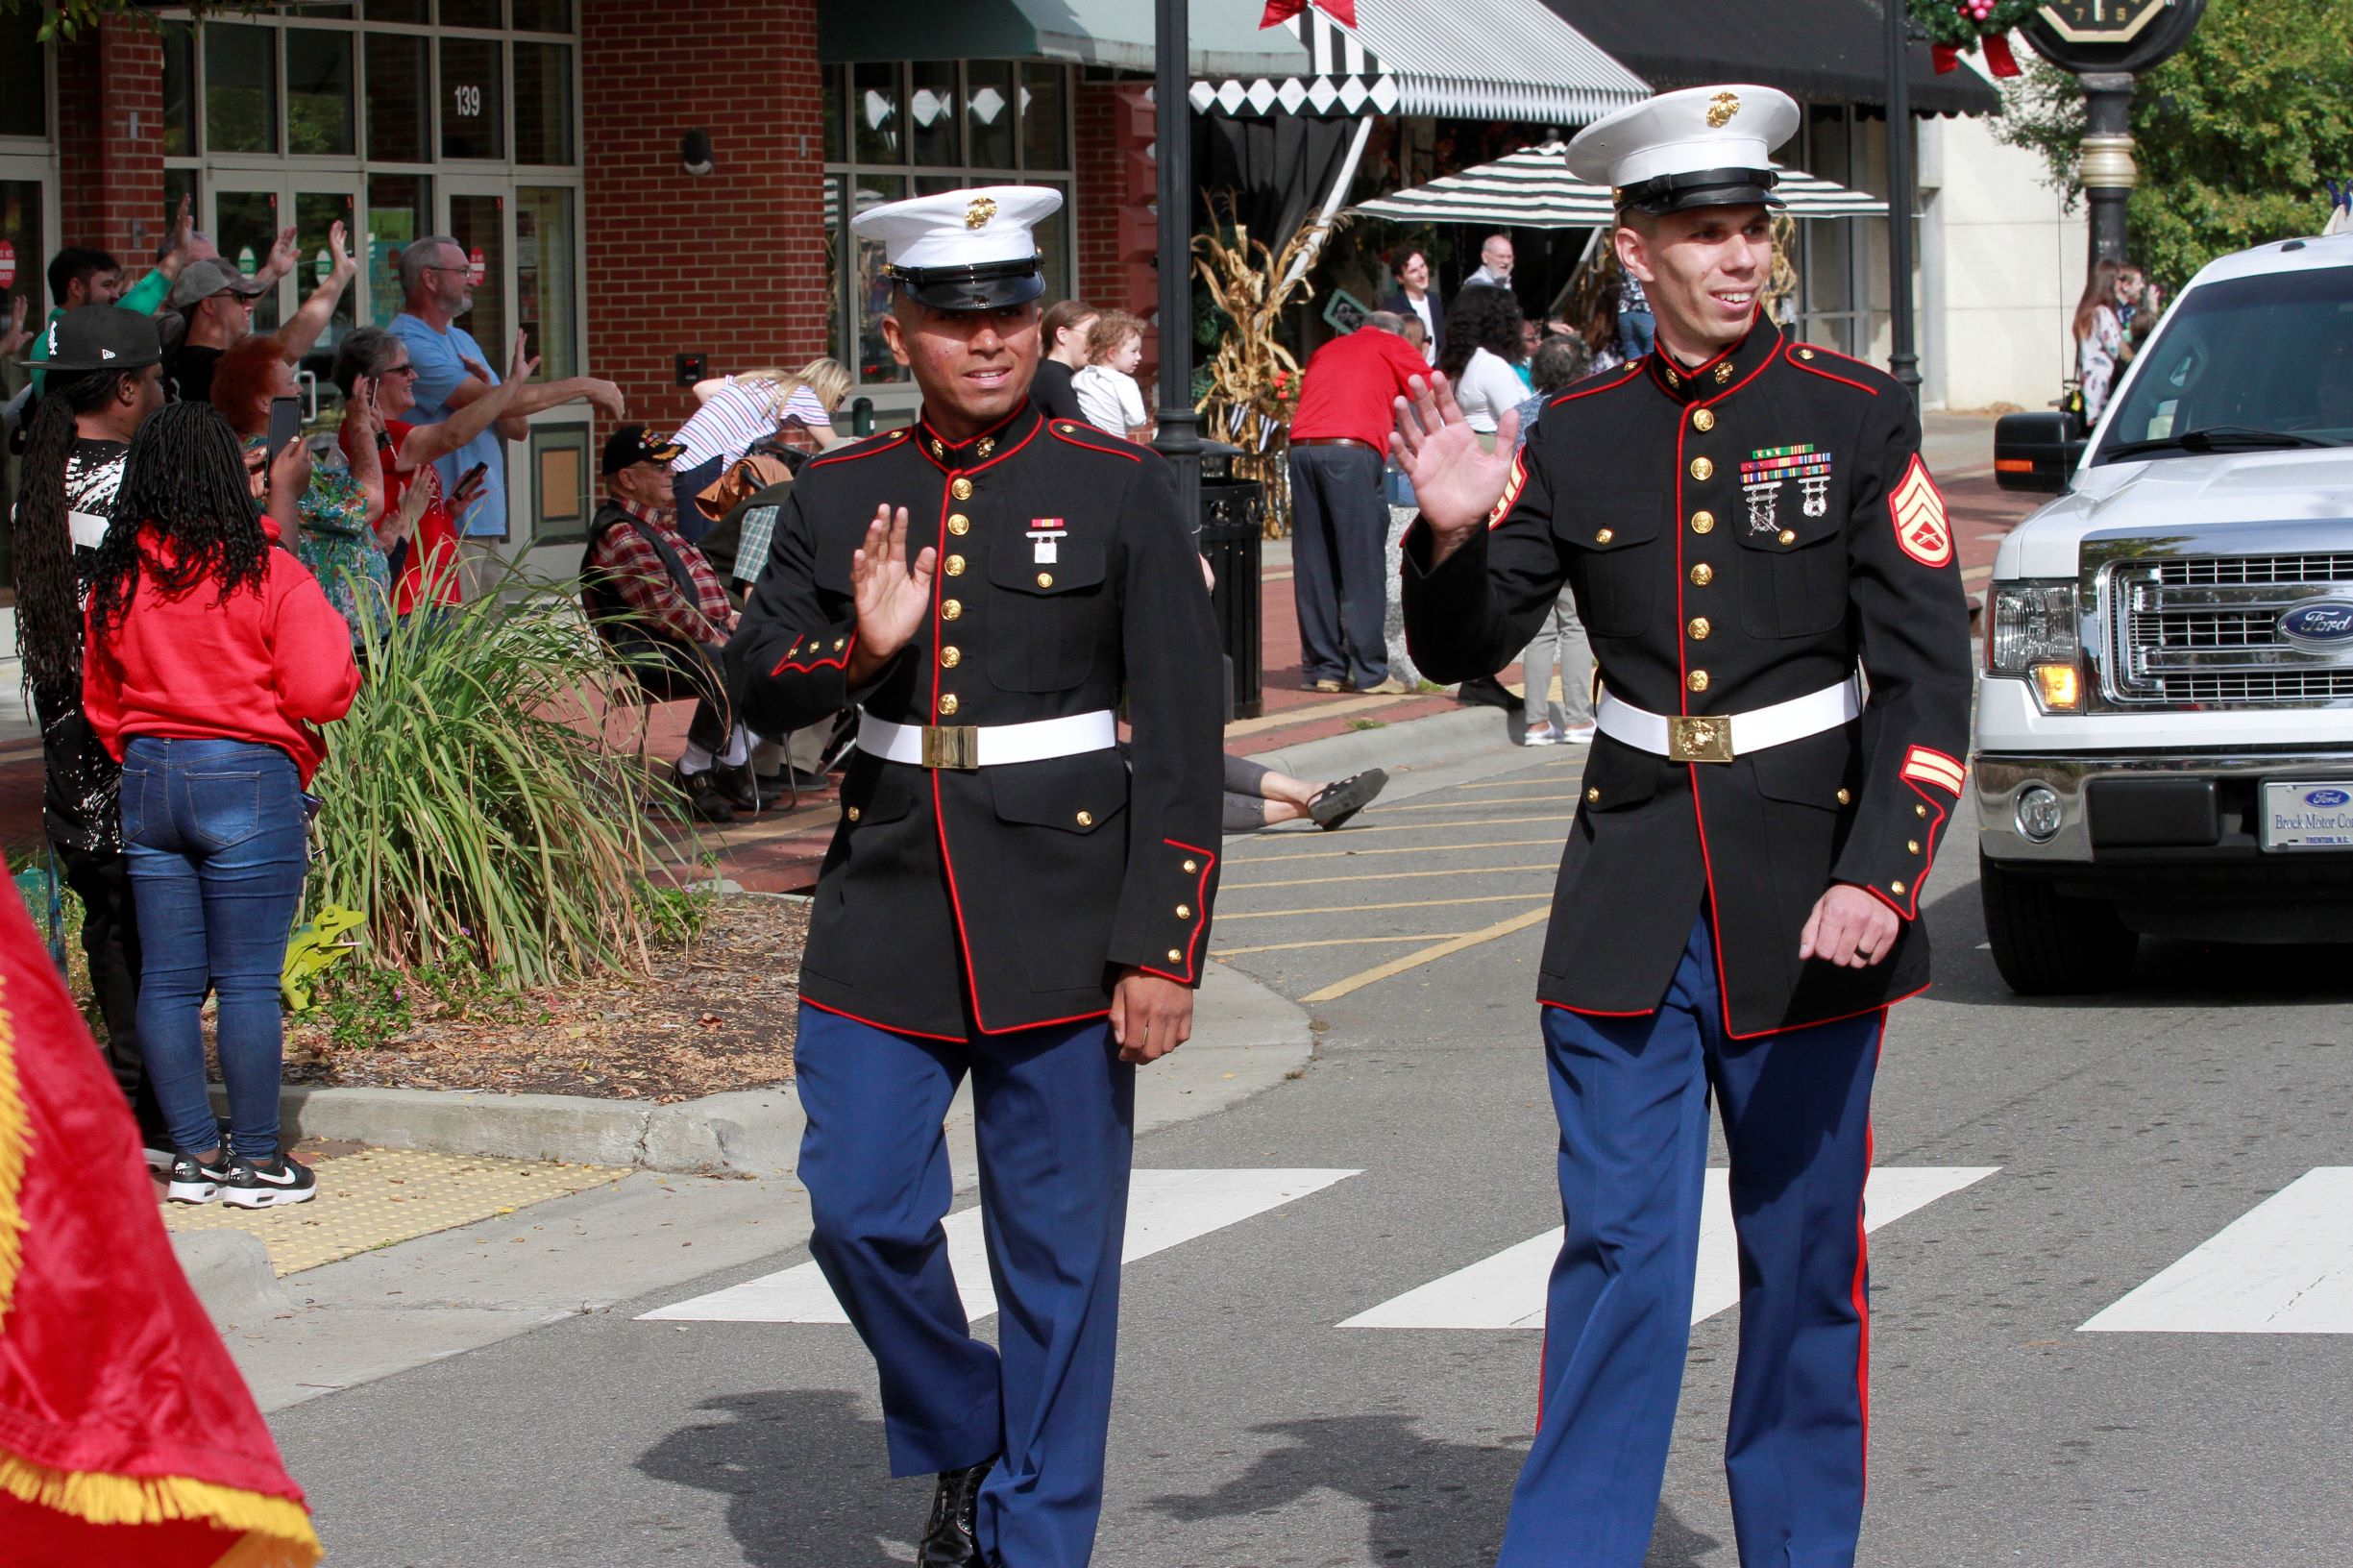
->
<box><xmin>671</xmin><ymin>765</ymin><xmax>737</xmax><ymax>823</ymax></box>
<box><xmin>756</xmin><ymin>766</ymin><xmax>832</xmax><ymax>793</ymax></box>
<box><xmin>1456</xmin><ymin>674</ymin><xmax>1517</xmax><ymax>710</ymax></box>
<box><xmin>710</xmin><ymin>760</ymin><xmax>762</xmax><ymax>812</ymax></box>
<box><xmin>919</xmin><ymin>1458</ymin><xmax>993</xmax><ymax>1566</ymax></box>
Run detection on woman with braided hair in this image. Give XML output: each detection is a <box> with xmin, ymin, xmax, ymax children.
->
<box><xmin>83</xmin><ymin>400</ymin><xmax>360</xmax><ymax>1209</ymax></box>
<box><xmin>10</xmin><ymin>306</ymin><xmax>171</xmax><ymax>1160</ymax></box>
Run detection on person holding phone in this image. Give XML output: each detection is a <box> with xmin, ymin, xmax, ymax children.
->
<box><xmin>209</xmin><ymin>334</ymin><xmax>389</xmax><ymax>646</ymax></box>
<box><xmin>332</xmin><ymin>325</ymin><xmax>552</xmax><ymax>619</ymax></box>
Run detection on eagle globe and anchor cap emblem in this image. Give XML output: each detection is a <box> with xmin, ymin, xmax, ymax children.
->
<box><xmin>965</xmin><ymin>195</ymin><xmax>998</xmax><ymax>230</ymax></box>
<box><xmin>2278</xmin><ymin>600</ymin><xmax>2353</xmax><ymax>648</ymax></box>
<box><xmin>1707</xmin><ymin>91</ymin><xmax>1741</xmax><ymax>128</ymax></box>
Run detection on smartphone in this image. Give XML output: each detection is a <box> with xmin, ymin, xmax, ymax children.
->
<box><xmin>265</xmin><ymin>396</ymin><xmax>303</xmax><ymax>460</ymax></box>
<box><xmin>455</xmin><ymin>460</ymin><xmax>488</xmax><ymax>491</ymax></box>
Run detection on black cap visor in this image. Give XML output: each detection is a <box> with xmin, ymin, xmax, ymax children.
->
<box><xmin>1616</xmin><ymin>166</ymin><xmax>1785</xmax><ymax>217</ymax></box>
<box><xmin>890</xmin><ymin>255</ymin><xmax>1046</xmax><ymax>312</ymax></box>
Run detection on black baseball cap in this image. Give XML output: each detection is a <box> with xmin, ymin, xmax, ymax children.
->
<box><xmin>16</xmin><ymin>306</ymin><xmax>162</xmax><ymax>373</ymax></box>
<box><xmin>601</xmin><ymin>424</ymin><xmax>685</xmax><ymax>477</ymax></box>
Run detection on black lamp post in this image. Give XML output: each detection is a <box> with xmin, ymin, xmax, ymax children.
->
<box><xmin>1154</xmin><ymin>0</ymin><xmax>1203</xmax><ymax>527</ymax></box>
<box><xmin>1885</xmin><ymin>0</ymin><xmax>1921</xmax><ymax>400</ymax></box>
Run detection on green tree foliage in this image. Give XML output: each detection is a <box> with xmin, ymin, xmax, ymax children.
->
<box><xmin>1996</xmin><ymin>0</ymin><xmax>2353</xmax><ymax>291</ymax></box>
<box><xmin>0</xmin><ymin>0</ymin><xmax>246</xmax><ymax>42</ymax></box>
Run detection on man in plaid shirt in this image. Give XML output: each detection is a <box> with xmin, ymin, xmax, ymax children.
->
<box><xmin>584</xmin><ymin>425</ymin><xmax>756</xmax><ymax>822</ymax></box>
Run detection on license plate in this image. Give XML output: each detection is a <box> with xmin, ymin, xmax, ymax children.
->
<box><xmin>2259</xmin><ymin>780</ymin><xmax>2353</xmax><ymax>850</ymax></box>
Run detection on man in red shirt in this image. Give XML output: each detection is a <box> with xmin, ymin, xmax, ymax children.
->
<box><xmin>1286</xmin><ymin>311</ymin><xmax>1427</xmax><ymax>693</ymax></box>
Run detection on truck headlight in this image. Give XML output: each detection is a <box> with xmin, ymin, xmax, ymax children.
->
<box><xmin>1988</xmin><ymin>579</ymin><xmax>2084</xmax><ymax>711</ymax></box>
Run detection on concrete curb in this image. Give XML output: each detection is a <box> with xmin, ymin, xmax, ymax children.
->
<box><xmin>223</xmin><ymin>964</ymin><xmax>1313</xmax><ymax>1182</ymax></box>
<box><xmin>1244</xmin><ymin>701</ymin><xmax>1519</xmax><ymax>787</ymax></box>
<box><xmin>172</xmin><ymin>1230</ymin><xmax>291</xmax><ymax>1327</ymax></box>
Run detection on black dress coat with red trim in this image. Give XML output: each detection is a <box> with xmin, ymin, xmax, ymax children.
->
<box><xmin>1402</xmin><ymin>321</ymin><xmax>1973</xmax><ymax>1037</ymax></box>
<box><xmin>723</xmin><ymin>403</ymin><xmax>1224</xmax><ymax>1041</ymax></box>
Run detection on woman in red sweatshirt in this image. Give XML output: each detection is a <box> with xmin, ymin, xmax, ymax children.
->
<box><xmin>83</xmin><ymin>402</ymin><xmax>361</xmax><ymax>1208</ymax></box>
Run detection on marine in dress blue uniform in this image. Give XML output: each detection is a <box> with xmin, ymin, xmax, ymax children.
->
<box><xmin>1394</xmin><ymin>87</ymin><xmax>1973</xmax><ymax>1568</ymax></box>
<box><xmin>723</xmin><ymin>186</ymin><xmax>1223</xmax><ymax>1568</ymax></box>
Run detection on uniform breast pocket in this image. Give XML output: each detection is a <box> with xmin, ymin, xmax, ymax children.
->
<box><xmin>1734</xmin><ymin>492</ymin><xmax>1850</xmax><ymax>639</ymax></box>
<box><xmin>1554</xmin><ymin>490</ymin><xmax>1663</xmax><ymax>639</ymax></box>
<box><xmin>986</xmin><ymin>536</ymin><xmax>1108</xmax><ymax>692</ymax></box>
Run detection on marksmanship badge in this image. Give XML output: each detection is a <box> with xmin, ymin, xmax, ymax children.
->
<box><xmin>1739</xmin><ymin>445</ymin><xmax>1833</xmax><ymax>533</ymax></box>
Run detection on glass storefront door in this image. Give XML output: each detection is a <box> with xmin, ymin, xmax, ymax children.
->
<box><xmin>208</xmin><ymin>176</ymin><xmax>361</xmax><ymax>423</ymax></box>
<box><xmin>0</xmin><ymin>165</ymin><xmax>51</xmax><ymax>613</ymax></box>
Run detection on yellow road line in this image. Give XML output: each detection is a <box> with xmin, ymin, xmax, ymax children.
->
<box><xmin>1223</xmin><ymin>865</ymin><xmax>1556</xmax><ymax>891</ymax></box>
<box><xmin>1246</xmin><ymin>813</ymin><xmax>1572</xmax><ymax>840</ymax></box>
<box><xmin>1229</xmin><ymin>836</ymin><xmax>1563</xmax><ymax>865</ymax></box>
<box><xmin>1378</xmin><ymin>794</ymin><xmax>1581</xmax><ymax>812</ymax></box>
<box><xmin>1213</xmin><ymin>932</ymin><xmax>1477</xmax><ymax>957</ymax></box>
<box><xmin>1216</xmin><ymin>893</ymin><xmax>1551</xmax><ymax>920</ymax></box>
<box><xmin>1300</xmin><ymin>906</ymin><xmax>1553</xmax><ymax>1003</ymax></box>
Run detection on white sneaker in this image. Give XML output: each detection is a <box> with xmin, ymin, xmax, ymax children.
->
<box><xmin>1521</xmin><ymin>723</ymin><xmax>1562</xmax><ymax>747</ymax></box>
<box><xmin>1559</xmin><ymin>721</ymin><xmax>1598</xmax><ymax>745</ymax></box>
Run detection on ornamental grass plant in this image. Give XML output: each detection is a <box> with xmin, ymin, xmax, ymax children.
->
<box><xmin>306</xmin><ymin>570</ymin><xmax>696</xmax><ymax>992</ymax></box>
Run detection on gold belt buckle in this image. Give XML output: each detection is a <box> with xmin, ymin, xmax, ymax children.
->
<box><xmin>1668</xmin><ymin>715</ymin><xmax>1735</xmax><ymax>764</ymax></box>
<box><xmin>921</xmin><ymin>724</ymin><xmax>980</xmax><ymax>771</ymax></box>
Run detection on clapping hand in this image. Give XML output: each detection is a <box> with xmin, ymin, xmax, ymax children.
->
<box><xmin>506</xmin><ymin>330</ymin><xmax>541</xmax><ymax>385</ymax></box>
<box><xmin>264</xmin><ymin>224</ymin><xmax>301</xmax><ymax>282</ymax></box>
<box><xmin>844</xmin><ymin>504</ymin><xmax>936</xmax><ymax>686</ymax></box>
<box><xmin>327</xmin><ymin>219</ymin><xmax>355</xmax><ymax>282</ymax></box>
<box><xmin>0</xmin><ymin>296</ymin><xmax>29</xmax><ymax>361</ymax></box>
<box><xmin>1390</xmin><ymin>371</ymin><xmax>1520</xmax><ymax>564</ymax></box>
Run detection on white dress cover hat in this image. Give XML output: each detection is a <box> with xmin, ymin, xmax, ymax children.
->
<box><xmin>850</xmin><ymin>184</ymin><xmax>1065</xmax><ymax>310</ymax></box>
<box><xmin>1565</xmin><ymin>85</ymin><xmax>1802</xmax><ymax>215</ymax></box>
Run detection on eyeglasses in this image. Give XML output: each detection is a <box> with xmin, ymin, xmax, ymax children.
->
<box><xmin>381</xmin><ymin>363</ymin><xmax>420</xmax><ymax>379</ymax></box>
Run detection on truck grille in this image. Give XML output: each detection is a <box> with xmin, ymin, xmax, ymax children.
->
<box><xmin>2104</xmin><ymin>555</ymin><xmax>2353</xmax><ymax>707</ymax></box>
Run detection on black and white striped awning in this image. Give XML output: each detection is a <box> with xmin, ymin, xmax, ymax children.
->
<box><xmin>1351</xmin><ymin>141</ymin><xmax>1890</xmax><ymax>226</ymax></box>
<box><xmin>1189</xmin><ymin>0</ymin><xmax>1648</xmax><ymax>124</ymax></box>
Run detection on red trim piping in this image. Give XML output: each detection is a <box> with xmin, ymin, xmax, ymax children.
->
<box><xmin>806</xmin><ymin>428</ymin><xmax>911</xmax><ymax>469</ymax></box>
<box><xmin>1153</xmin><ymin>838</ymin><xmax>1219</xmax><ymax>984</ymax></box>
<box><xmin>1047</xmin><ymin>421</ymin><xmax>1149</xmax><ymax>461</ymax></box>
<box><xmin>801</xmin><ymin>995</ymin><xmax>970</xmax><ymax>1044</ymax></box>
<box><xmin>1853</xmin><ymin>1012</ymin><xmax>1886</xmax><ymax>1496</ymax></box>
<box><xmin>771</xmin><ymin>627</ymin><xmax>857</xmax><ymax>678</ymax></box>
<box><xmin>1783</xmin><ymin>342</ymin><xmax>1879</xmax><ymax>396</ymax></box>
<box><xmin>913</xmin><ymin>404</ymin><xmax>1036</xmax><ymax>472</ymax></box>
<box><xmin>1541</xmin><ymin>999</ymin><xmax>1657</xmax><ymax>1017</ymax></box>
<box><xmin>1547</xmin><ymin>363</ymin><xmax>1644</xmax><ymax>409</ymax></box>
<box><xmin>975</xmin><ymin>1004</ymin><xmax>1114</xmax><ymax>1037</ymax></box>
<box><xmin>1797</xmin><ymin>339</ymin><xmax>1886</xmax><ymax>378</ymax></box>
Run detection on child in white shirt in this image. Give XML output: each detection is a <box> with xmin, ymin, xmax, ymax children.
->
<box><xmin>1070</xmin><ymin>309</ymin><xmax>1154</xmax><ymax>441</ymax></box>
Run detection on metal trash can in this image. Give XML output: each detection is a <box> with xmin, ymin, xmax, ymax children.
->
<box><xmin>1197</xmin><ymin>440</ymin><xmax>1264</xmax><ymax>721</ymax></box>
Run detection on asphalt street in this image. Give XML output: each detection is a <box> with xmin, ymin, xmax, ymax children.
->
<box><xmin>269</xmin><ymin>743</ymin><xmax>2353</xmax><ymax>1567</ymax></box>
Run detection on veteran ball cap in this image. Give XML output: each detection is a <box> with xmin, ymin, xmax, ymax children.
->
<box><xmin>850</xmin><ymin>184</ymin><xmax>1063</xmax><ymax>311</ymax></box>
<box><xmin>17</xmin><ymin>306</ymin><xmax>162</xmax><ymax>373</ymax></box>
<box><xmin>164</xmin><ymin>257</ymin><xmax>274</xmax><ymax>314</ymax></box>
<box><xmin>601</xmin><ymin>424</ymin><xmax>685</xmax><ymax>477</ymax></box>
<box><xmin>1567</xmin><ymin>85</ymin><xmax>1802</xmax><ymax>217</ymax></box>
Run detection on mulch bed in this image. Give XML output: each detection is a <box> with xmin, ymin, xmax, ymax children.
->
<box><xmin>282</xmin><ymin>894</ymin><xmax>808</xmax><ymax>1103</ymax></box>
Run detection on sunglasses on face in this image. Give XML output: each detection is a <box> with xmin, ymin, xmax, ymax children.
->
<box><xmin>381</xmin><ymin>362</ymin><xmax>420</xmax><ymax>379</ymax></box>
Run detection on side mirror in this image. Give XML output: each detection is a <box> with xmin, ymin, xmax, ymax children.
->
<box><xmin>1994</xmin><ymin>410</ymin><xmax>2085</xmax><ymax>494</ymax></box>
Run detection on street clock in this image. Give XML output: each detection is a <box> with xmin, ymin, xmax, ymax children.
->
<box><xmin>2026</xmin><ymin>0</ymin><xmax>2205</xmax><ymax>72</ymax></box>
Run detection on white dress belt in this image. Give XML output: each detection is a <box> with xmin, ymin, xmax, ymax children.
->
<box><xmin>1594</xmin><ymin>678</ymin><xmax>1860</xmax><ymax>764</ymax></box>
<box><xmin>859</xmin><ymin>708</ymin><xmax>1119</xmax><ymax>771</ymax></box>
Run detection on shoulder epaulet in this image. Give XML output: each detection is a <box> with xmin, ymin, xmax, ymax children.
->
<box><xmin>1547</xmin><ymin>362</ymin><xmax>1646</xmax><ymax>409</ymax></box>
<box><xmin>807</xmin><ymin>427</ymin><xmax>915</xmax><ymax>468</ymax></box>
<box><xmin>1045</xmin><ymin>420</ymin><xmax>1148</xmax><ymax>462</ymax></box>
<box><xmin>1783</xmin><ymin>342</ymin><xmax>1888</xmax><ymax>396</ymax></box>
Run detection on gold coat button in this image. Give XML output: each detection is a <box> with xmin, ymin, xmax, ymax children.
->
<box><xmin>940</xmin><ymin>646</ymin><xmax>961</xmax><ymax>668</ymax></box>
<box><xmin>1596</xmin><ymin>527</ymin><xmax>1614</xmax><ymax>545</ymax></box>
<box><xmin>1687</xmin><ymin>670</ymin><xmax>1710</xmax><ymax>693</ymax></box>
<box><xmin>1167</xmin><ymin>948</ymin><xmax>1184</xmax><ymax>963</ymax></box>
<box><xmin>1689</xmin><ymin>456</ymin><xmax>1714</xmax><ymax>481</ymax></box>
<box><xmin>1690</xmin><ymin>563</ymin><xmax>1714</xmax><ymax>586</ymax></box>
<box><xmin>1692</xmin><ymin>407</ymin><xmax>1715</xmax><ymax>432</ymax></box>
<box><xmin>1077</xmin><ymin>810</ymin><xmax>1094</xmax><ymax>827</ymax></box>
<box><xmin>951</xmin><ymin>478</ymin><xmax>974</xmax><ymax>500</ymax></box>
<box><xmin>1586</xmin><ymin>786</ymin><xmax>1602</xmax><ymax>802</ymax></box>
<box><xmin>941</xmin><ymin>599</ymin><xmax>962</xmax><ymax>620</ymax></box>
<box><xmin>1907</xmin><ymin>840</ymin><xmax>1921</xmax><ymax>854</ymax></box>
<box><xmin>1176</xmin><ymin>904</ymin><xmax>1192</xmax><ymax>919</ymax></box>
<box><xmin>846</xmin><ymin>806</ymin><xmax>861</xmax><ymax>821</ymax></box>
<box><xmin>944</xmin><ymin>554</ymin><xmax>967</xmax><ymax>576</ymax></box>
<box><xmin>1690</xmin><ymin>510</ymin><xmax>1715</xmax><ymax>535</ymax></box>
<box><xmin>1036</xmin><ymin>572</ymin><xmax>1055</xmax><ymax>589</ymax></box>
<box><xmin>939</xmin><ymin>693</ymin><xmax>960</xmax><ymax>716</ymax></box>
<box><xmin>1835</xmin><ymin>788</ymin><xmax>1852</xmax><ymax>806</ymax></box>
<box><xmin>1778</xmin><ymin>528</ymin><xmax>1798</xmax><ymax>546</ymax></box>
<box><xmin>1891</xmin><ymin>880</ymin><xmax>1907</xmax><ymax>895</ymax></box>
<box><xmin>947</xmin><ymin>513</ymin><xmax>970</xmax><ymax>535</ymax></box>
<box><xmin>1687</xmin><ymin>617</ymin><xmax>1711</xmax><ymax>640</ymax></box>
<box><xmin>1182</xmin><ymin>859</ymin><xmax>1198</xmax><ymax>872</ymax></box>
<box><xmin>1800</xmin><ymin>348</ymin><xmax>1817</xmax><ymax>359</ymax></box>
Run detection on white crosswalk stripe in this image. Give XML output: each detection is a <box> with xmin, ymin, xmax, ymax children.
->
<box><xmin>1338</xmin><ymin>1165</ymin><xmax>1998</xmax><ymax>1330</ymax></box>
<box><xmin>639</xmin><ymin>1168</ymin><xmax>1361</xmax><ymax>1325</ymax></box>
<box><xmin>2081</xmin><ymin>1167</ymin><xmax>2353</xmax><ymax>1335</ymax></box>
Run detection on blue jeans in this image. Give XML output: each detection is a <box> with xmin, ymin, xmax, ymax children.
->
<box><xmin>1618</xmin><ymin>306</ymin><xmax>1656</xmax><ymax>361</ymax></box>
<box><xmin>121</xmin><ymin>738</ymin><xmax>309</xmax><ymax>1160</ymax></box>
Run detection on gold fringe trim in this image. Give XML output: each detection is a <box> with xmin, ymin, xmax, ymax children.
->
<box><xmin>0</xmin><ymin>972</ymin><xmax>27</xmax><ymax>1330</ymax></box>
<box><xmin>0</xmin><ymin>1452</ymin><xmax>322</xmax><ymax>1566</ymax></box>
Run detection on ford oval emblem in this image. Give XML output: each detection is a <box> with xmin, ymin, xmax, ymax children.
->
<box><xmin>2306</xmin><ymin>788</ymin><xmax>2352</xmax><ymax>808</ymax></box>
<box><xmin>2279</xmin><ymin>600</ymin><xmax>2353</xmax><ymax>645</ymax></box>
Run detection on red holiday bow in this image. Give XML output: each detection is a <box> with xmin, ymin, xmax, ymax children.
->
<box><xmin>1262</xmin><ymin>0</ymin><xmax>1358</xmax><ymax>27</ymax></box>
<box><xmin>1930</xmin><ymin>31</ymin><xmax>2021</xmax><ymax>77</ymax></box>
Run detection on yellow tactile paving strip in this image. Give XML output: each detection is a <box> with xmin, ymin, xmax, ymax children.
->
<box><xmin>159</xmin><ymin>1145</ymin><xmax>625</xmax><ymax>1276</ymax></box>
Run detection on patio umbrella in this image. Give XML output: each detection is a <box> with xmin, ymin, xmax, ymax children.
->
<box><xmin>1352</xmin><ymin>140</ymin><xmax>1888</xmax><ymax>227</ymax></box>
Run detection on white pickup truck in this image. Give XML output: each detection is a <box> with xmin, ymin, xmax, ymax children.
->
<box><xmin>1976</xmin><ymin>233</ymin><xmax>2353</xmax><ymax>993</ymax></box>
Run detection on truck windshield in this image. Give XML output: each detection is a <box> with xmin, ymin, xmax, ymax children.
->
<box><xmin>2095</xmin><ymin>262</ymin><xmax>2353</xmax><ymax>464</ymax></box>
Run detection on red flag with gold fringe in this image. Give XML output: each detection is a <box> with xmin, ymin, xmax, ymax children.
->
<box><xmin>0</xmin><ymin>886</ymin><xmax>321</xmax><ymax>1567</ymax></box>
